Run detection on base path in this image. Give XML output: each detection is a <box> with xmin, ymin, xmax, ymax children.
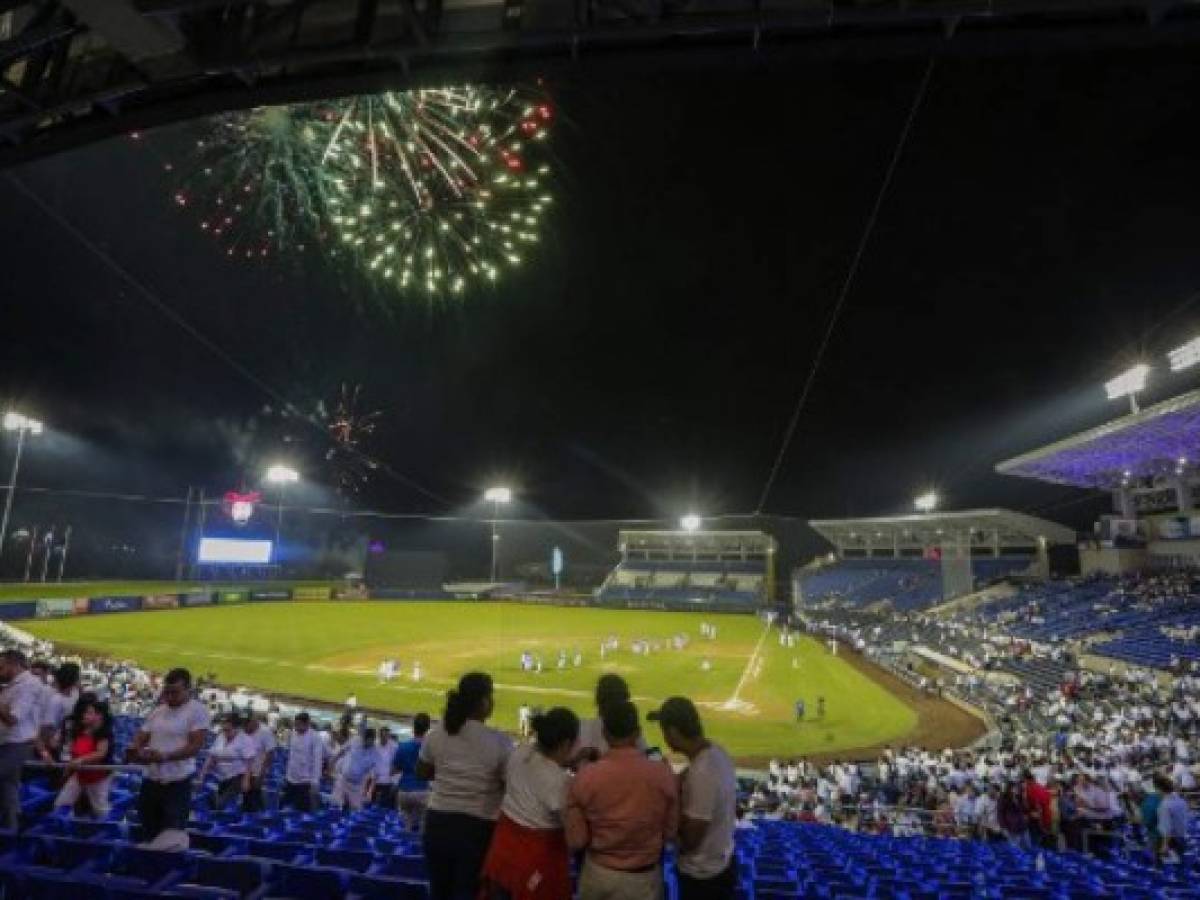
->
<box><xmin>719</xmin><ymin>620</ymin><xmax>771</xmax><ymax>713</ymax></box>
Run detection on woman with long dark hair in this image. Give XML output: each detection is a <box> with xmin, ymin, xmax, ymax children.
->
<box><xmin>481</xmin><ymin>707</ymin><xmax>580</xmax><ymax>900</ymax></box>
<box><xmin>417</xmin><ymin>672</ymin><xmax>513</xmax><ymax>900</ymax></box>
<box><xmin>53</xmin><ymin>696</ymin><xmax>114</xmax><ymax>819</ymax></box>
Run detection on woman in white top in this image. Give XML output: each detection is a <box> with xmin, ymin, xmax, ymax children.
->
<box><xmin>418</xmin><ymin>672</ymin><xmax>514</xmax><ymax>900</ymax></box>
<box><xmin>575</xmin><ymin>674</ymin><xmax>645</xmax><ymax>762</ymax></box>
<box><xmin>481</xmin><ymin>707</ymin><xmax>580</xmax><ymax>900</ymax></box>
<box><xmin>196</xmin><ymin>714</ymin><xmax>257</xmax><ymax>811</ymax></box>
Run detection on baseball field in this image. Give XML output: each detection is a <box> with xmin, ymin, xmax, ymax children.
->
<box><xmin>20</xmin><ymin>600</ymin><xmax>957</xmax><ymax>761</ymax></box>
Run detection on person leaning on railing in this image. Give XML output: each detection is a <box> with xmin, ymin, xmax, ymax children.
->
<box><xmin>53</xmin><ymin>696</ymin><xmax>115</xmax><ymax>819</ymax></box>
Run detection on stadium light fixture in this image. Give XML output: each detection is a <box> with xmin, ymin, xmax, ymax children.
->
<box><xmin>484</xmin><ymin>486</ymin><xmax>513</xmax><ymax>504</ymax></box>
<box><xmin>3</xmin><ymin>413</ymin><xmax>42</xmax><ymax>435</ymax></box>
<box><xmin>266</xmin><ymin>464</ymin><xmax>300</xmax><ymax>485</ymax></box>
<box><xmin>264</xmin><ymin>464</ymin><xmax>300</xmax><ymax>575</ymax></box>
<box><xmin>914</xmin><ymin>491</ymin><xmax>939</xmax><ymax>514</ymax></box>
<box><xmin>1104</xmin><ymin>364</ymin><xmax>1150</xmax><ymax>413</ymax></box>
<box><xmin>1168</xmin><ymin>337</ymin><xmax>1200</xmax><ymax>372</ymax></box>
<box><xmin>484</xmin><ymin>486</ymin><xmax>513</xmax><ymax>582</ymax></box>
<box><xmin>680</xmin><ymin>513</ymin><xmax>702</xmax><ymax>532</ymax></box>
<box><xmin>1</xmin><ymin>411</ymin><xmax>44</xmax><ymax>560</ymax></box>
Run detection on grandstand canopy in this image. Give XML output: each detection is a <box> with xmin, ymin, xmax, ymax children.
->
<box><xmin>619</xmin><ymin>530</ymin><xmax>776</xmax><ymax>562</ymax></box>
<box><xmin>808</xmin><ymin>509</ymin><xmax>1075</xmax><ymax>554</ymax></box>
<box><xmin>995</xmin><ymin>388</ymin><xmax>1200</xmax><ymax>489</ymax></box>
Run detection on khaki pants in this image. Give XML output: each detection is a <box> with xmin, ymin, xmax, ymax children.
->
<box><xmin>396</xmin><ymin>789</ymin><xmax>429</xmax><ymax>832</ymax></box>
<box><xmin>54</xmin><ymin>775</ymin><xmax>112</xmax><ymax>818</ymax></box>
<box><xmin>332</xmin><ymin>776</ymin><xmax>366</xmax><ymax>811</ymax></box>
<box><xmin>579</xmin><ymin>858</ymin><xmax>662</xmax><ymax>900</ymax></box>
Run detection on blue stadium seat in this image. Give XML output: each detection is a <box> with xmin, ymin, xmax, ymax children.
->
<box><xmin>245</xmin><ymin>839</ymin><xmax>309</xmax><ymax>864</ymax></box>
<box><xmin>347</xmin><ymin>872</ymin><xmax>431</xmax><ymax>900</ymax></box>
<box><xmin>173</xmin><ymin>857</ymin><xmax>270</xmax><ymax>899</ymax></box>
<box><xmin>271</xmin><ymin>862</ymin><xmax>350</xmax><ymax>899</ymax></box>
<box><xmin>315</xmin><ymin>846</ymin><xmax>374</xmax><ymax>873</ymax></box>
<box><xmin>378</xmin><ymin>854</ymin><xmax>429</xmax><ymax>880</ymax></box>
<box><xmin>24</xmin><ymin>869</ymin><xmax>111</xmax><ymax>900</ymax></box>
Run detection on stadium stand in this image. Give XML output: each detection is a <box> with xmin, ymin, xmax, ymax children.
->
<box><xmin>798</xmin><ymin>510</ymin><xmax>1072</xmax><ymax>612</ymax></box>
<box><xmin>997</xmin><ymin>386</ymin><xmax>1200</xmax><ymax>574</ymax></box>
<box><xmin>597</xmin><ymin>529</ymin><xmax>776</xmax><ymax>610</ymax></box>
<box><xmin>5</xmin><ymin>599</ymin><xmax>1200</xmax><ymax>900</ymax></box>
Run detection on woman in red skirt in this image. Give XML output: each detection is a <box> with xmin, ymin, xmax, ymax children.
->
<box><xmin>481</xmin><ymin>707</ymin><xmax>580</xmax><ymax>900</ymax></box>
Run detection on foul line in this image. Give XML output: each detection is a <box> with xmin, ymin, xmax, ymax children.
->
<box><xmin>725</xmin><ymin>621</ymin><xmax>772</xmax><ymax>708</ymax></box>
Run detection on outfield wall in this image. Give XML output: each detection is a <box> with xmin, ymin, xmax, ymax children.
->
<box><xmin>0</xmin><ymin>584</ymin><xmax>340</xmax><ymax>623</ymax></box>
<box><xmin>0</xmin><ymin>582</ymin><xmax>769</xmax><ymax>624</ymax></box>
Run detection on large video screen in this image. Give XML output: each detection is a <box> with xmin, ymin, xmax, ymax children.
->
<box><xmin>197</xmin><ymin>537</ymin><xmax>273</xmax><ymax>565</ymax></box>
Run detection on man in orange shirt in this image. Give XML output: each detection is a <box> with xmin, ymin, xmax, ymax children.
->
<box><xmin>566</xmin><ymin>699</ymin><xmax>679</xmax><ymax>900</ymax></box>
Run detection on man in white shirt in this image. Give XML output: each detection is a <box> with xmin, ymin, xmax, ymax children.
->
<box><xmin>372</xmin><ymin>726</ymin><xmax>398</xmax><ymax>807</ymax></box>
<box><xmin>333</xmin><ymin>727</ymin><xmax>378</xmax><ymax>812</ymax></box>
<box><xmin>197</xmin><ymin>714</ymin><xmax>257</xmax><ymax>810</ymax></box>
<box><xmin>649</xmin><ymin>696</ymin><xmax>737</xmax><ymax>900</ymax></box>
<box><xmin>283</xmin><ymin>712</ymin><xmax>326</xmax><ymax>812</ymax></box>
<box><xmin>127</xmin><ymin>668</ymin><xmax>211</xmax><ymax>842</ymax></box>
<box><xmin>242</xmin><ymin>714</ymin><xmax>276</xmax><ymax>812</ymax></box>
<box><xmin>36</xmin><ymin>663</ymin><xmax>80</xmax><ymax>764</ymax></box>
<box><xmin>0</xmin><ymin>650</ymin><xmax>44</xmax><ymax>830</ymax></box>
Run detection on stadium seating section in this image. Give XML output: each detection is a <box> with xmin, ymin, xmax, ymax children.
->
<box><xmin>795</xmin><ymin>557</ymin><xmax>1033</xmax><ymax>612</ymax></box>
<box><xmin>968</xmin><ymin>574</ymin><xmax>1200</xmax><ymax>667</ymax></box>
<box><xmin>12</xmin><ymin>753</ymin><xmax>1200</xmax><ymax>900</ymax></box>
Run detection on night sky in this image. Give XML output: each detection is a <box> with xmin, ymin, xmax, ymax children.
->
<box><xmin>4</xmin><ymin>46</ymin><xmax>1200</xmax><ymax>561</ymax></box>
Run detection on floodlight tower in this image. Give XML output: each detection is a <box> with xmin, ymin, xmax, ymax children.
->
<box><xmin>914</xmin><ymin>492</ymin><xmax>939</xmax><ymax>514</ymax></box>
<box><xmin>1105</xmin><ymin>364</ymin><xmax>1150</xmax><ymax>414</ymax></box>
<box><xmin>485</xmin><ymin>486</ymin><xmax>512</xmax><ymax>582</ymax></box>
<box><xmin>680</xmin><ymin>513</ymin><xmax>702</xmax><ymax>532</ymax></box>
<box><xmin>265</xmin><ymin>464</ymin><xmax>300</xmax><ymax>573</ymax></box>
<box><xmin>1</xmin><ymin>412</ymin><xmax>43</xmax><ymax>561</ymax></box>
<box><xmin>1168</xmin><ymin>336</ymin><xmax>1200</xmax><ymax>373</ymax></box>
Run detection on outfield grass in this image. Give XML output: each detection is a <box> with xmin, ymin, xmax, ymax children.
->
<box><xmin>22</xmin><ymin>602</ymin><xmax>917</xmax><ymax>760</ymax></box>
<box><xmin>0</xmin><ymin>581</ymin><xmax>337</xmax><ymax>602</ymax></box>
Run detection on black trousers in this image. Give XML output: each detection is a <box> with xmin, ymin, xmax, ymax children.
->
<box><xmin>372</xmin><ymin>783</ymin><xmax>396</xmax><ymax>808</ymax></box>
<box><xmin>281</xmin><ymin>781</ymin><xmax>317</xmax><ymax>812</ymax></box>
<box><xmin>212</xmin><ymin>776</ymin><xmax>244</xmax><ymax>811</ymax></box>
<box><xmin>242</xmin><ymin>781</ymin><xmax>265</xmax><ymax>813</ymax></box>
<box><xmin>677</xmin><ymin>857</ymin><xmax>738</xmax><ymax>900</ymax></box>
<box><xmin>423</xmin><ymin>809</ymin><xmax>495</xmax><ymax>900</ymax></box>
<box><xmin>137</xmin><ymin>778</ymin><xmax>192</xmax><ymax>841</ymax></box>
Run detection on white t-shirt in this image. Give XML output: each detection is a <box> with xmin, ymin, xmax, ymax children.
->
<box><xmin>678</xmin><ymin>743</ymin><xmax>737</xmax><ymax>879</ymax></box>
<box><xmin>209</xmin><ymin>731</ymin><xmax>257</xmax><ymax>780</ymax></box>
<box><xmin>420</xmin><ymin>720</ymin><xmax>513</xmax><ymax>820</ymax></box>
<box><xmin>140</xmin><ymin>699</ymin><xmax>211</xmax><ymax>782</ymax></box>
<box><xmin>500</xmin><ymin>743</ymin><xmax>570</xmax><ymax>829</ymax></box>
<box><xmin>244</xmin><ymin>725</ymin><xmax>276</xmax><ymax>777</ymax></box>
<box><xmin>40</xmin><ymin>687</ymin><xmax>78</xmax><ymax>733</ymax></box>
<box><xmin>375</xmin><ymin>740</ymin><xmax>398</xmax><ymax>785</ymax></box>
<box><xmin>286</xmin><ymin>728</ymin><xmax>326</xmax><ymax>785</ymax></box>
<box><xmin>0</xmin><ymin>671</ymin><xmax>46</xmax><ymax>745</ymax></box>
<box><xmin>575</xmin><ymin>717</ymin><xmax>648</xmax><ymax>757</ymax></box>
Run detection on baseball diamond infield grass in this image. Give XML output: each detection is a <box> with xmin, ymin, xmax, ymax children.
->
<box><xmin>23</xmin><ymin>601</ymin><xmax>925</xmax><ymax>760</ymax></box>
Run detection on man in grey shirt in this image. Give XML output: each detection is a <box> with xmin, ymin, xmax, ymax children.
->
<box><xmin>649</xmin><ymin>696</ymin><xmax>737</xmax><ymax>900</ymax></box>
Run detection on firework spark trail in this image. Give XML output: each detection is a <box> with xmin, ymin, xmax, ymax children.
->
<box><xmin>170</xmin><ymin>85</ymin><xmax>553</xmax><ymax>296</ymax></box>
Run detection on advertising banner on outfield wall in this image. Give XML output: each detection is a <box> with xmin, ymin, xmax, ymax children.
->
<box><xmin>73</xmin><ymin>598</ymin><xmax>89</xmax><ymax>615</ymax></box>
<box><xmin>36</xmin><ymin>599</ymin><xmax>77</xmax><ymax>618</ymax></box>
<box><xmin>0</xmin><ymin>602</ymin><xmax>38</xmax><ymax>621</ymax></box>
<box><xmin>248</xmin><ymin>589</ymin><xmax>291</xmax><ymax>602</ymax></box>
<box><xmin>217</xmin><ymin>591</ymin><xmax>247</xmax><ymax>604</ymax></box>
<box><xmin>181</xmin><ymin>591</ymin><xmax>215</xmax><ymax>607</ymax></box>
<box><xmin>291</xmin><ymin>586</ymin><xmax>332</xmax><ymax>601</ymax></box>
<box><xmin>88</xmin><ymin>596</ymin><xmax>143</xmax><ymax>614</ymax></box>
<box><xmin>143</xmin><ymin>594</ymin><xmax>180</xmax><ymax>610</ymax></box>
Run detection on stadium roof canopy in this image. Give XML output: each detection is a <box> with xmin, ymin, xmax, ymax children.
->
<box><xmin>995</xmin><ymin>388</ymin><xmax>1200</xmax><ymax>489</ymax></box>
<box><xmin>808</xmin><ymin>509</ymin><xmax>1076</xmax><ymax>550</ymax></box>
